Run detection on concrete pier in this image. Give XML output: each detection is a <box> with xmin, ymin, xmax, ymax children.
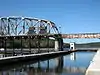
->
<box><xmin>55</xmin><ymin>40</ymin><xmax>59</xmax><ymax>51</ymax></box>
<box><xmin>0</xmin><ymin>50</ymin><xmax>75</xmax><ymax>65</ymax></box>
<box><xmin>86</xmin><ymin>49</ymin><xmax>100</xmax><ymax>75</ymax></box>
<box><xmin>55</xmin><ymin>38</ymin><xmax>63</xmax><ymax>51</ymax></box>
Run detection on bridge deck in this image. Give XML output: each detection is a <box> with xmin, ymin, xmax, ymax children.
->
<box><xmin>86</xmin><ymin>49</ymin><xmax>100</xmax><ymax>75</ymax></box>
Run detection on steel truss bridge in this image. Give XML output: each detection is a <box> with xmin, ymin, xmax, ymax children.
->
<box><xmin>0</xmin><ymin>16</ymin><xmax>59</xmax><ymax>35</ymax></box>
<box><xmin>0</xmin><ymin>16</ymin><xmax>64</xmax><ymax>56</ymax></box>
<box><xmin>0</xmin><ymin>16</ymin><xmax>100</xmax><ymax>53</ymax></box>
<box><xmin>0</xmin><ymin>16</ymin><xmax>100</xmax><ymax>39</ymax></box>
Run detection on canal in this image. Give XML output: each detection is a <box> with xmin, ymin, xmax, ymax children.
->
<box><xmin>0</xmin><ymin>51</ymin><xmax>95</xmax><ymax>75</ymax></box>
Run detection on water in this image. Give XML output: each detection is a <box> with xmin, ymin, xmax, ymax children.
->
<box><xmin>0</xmin><ymin>51</ymin><xmax>95</xmax><ymax>75</ymax></box>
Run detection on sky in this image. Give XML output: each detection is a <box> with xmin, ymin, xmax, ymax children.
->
<box><xmin>0</xmin><ymin>0</ymin><xmax>100</xmax><ymax>43</ymax></box>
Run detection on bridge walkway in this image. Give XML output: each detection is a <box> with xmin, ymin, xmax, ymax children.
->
<box><xmin>0</xmin><ymin>50</ymin><xmax>75</xmax><ymax>65</ymax></box>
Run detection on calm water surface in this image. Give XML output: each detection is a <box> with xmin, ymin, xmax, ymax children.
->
<box><xmin>0</xmin><ymin>51</ymin><xmax>95</xmax><ymax>75</ymax></box>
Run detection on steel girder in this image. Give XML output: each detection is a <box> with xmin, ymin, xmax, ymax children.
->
<box><xmin>0</xmin><ymin>16</ymin><xmax>59</xmax><ymax>36</ymax></box>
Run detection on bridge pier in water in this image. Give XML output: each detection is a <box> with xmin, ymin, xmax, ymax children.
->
<box><xmin>55</xmin><ymin>39</ymin><xmax>63</xmax><ymax>51</ymax></box>
<box><xmin>55</xmin><ymin>34</ymin><xmax>63</xmax><ymax>51</ymax></box>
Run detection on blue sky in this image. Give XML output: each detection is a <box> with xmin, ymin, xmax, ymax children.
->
<box><xmin>0</xmin><ymin>0</ymin><xmax>100</xmax><ymax>43</ymax></box>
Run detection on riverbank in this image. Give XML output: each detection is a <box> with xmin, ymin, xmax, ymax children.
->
<box><xmin>86</xmin><ymin>49</ymin><xmax>100</xmax><ymax>75</ymax></box>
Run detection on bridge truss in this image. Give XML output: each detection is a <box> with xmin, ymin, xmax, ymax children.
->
<box><xmin>62</xmin><ymin>33</ymin><xmax>100</xmax><ymax>39</ymax></box>
<box><xmin>0</xmin><ymin>16</ymin><xmax>59</xmax><ymax>36</ymax></box>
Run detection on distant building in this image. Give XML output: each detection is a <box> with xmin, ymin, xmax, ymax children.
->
<box><xmin>70</xmin><ymin>42</ymin><xmax>76</xmax><ymax>50</ymax></box>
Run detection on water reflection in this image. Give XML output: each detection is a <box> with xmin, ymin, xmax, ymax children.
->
<box><xmin>0</xmin><ymin>52</ymin><xmax>95</xmax><ymax>75</ymax></box>
<box><xmin>70</xmin><ymin>52</ymin><xmax>76</xmax><ymax>61</ymax></box>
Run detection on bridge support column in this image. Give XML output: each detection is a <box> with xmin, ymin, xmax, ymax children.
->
<box><xmin>1</xmin><ymin>37</ymin><xmax>4</xmax><ymax>48</ymax></box>
<box><xmin>55</xmin><ymin>40</ymin><xmax>59</xmax><ymax>51</ymax></box>
<box><xmin>4</xmin><ymin>37</ymin><xmax>7</xmax><ymax>57</ymax></box>
<box><xmin>12</xmin><ymin>37</ymin><xmax>15</xmax><ymax>56</ymax></box>
<box><xmin>55</xmin><ymin>38</ymin><xmax>63</xmax><ymax>51</ymax></box>
<box><xmin>21</xmin><ymin>37</ymin><xmax>23</xmax><ymax>55</ymax></box>
<box><xmin>29</xmin><ymin>36</ymin><xmax>31</xmax><ymax>54</ymax></box>
<box><xmin>47</xmin><ymin>36</ymin><xmax>49</xmax><ymax>52</ymax></box>
<box><xmin>36</xmin><ymin>36</ymin><xmax>40</xmax><ymax>53</ymax></box>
